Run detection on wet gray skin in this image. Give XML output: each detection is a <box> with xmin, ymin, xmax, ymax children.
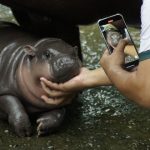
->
<box><xmin>35</xmin><ymin>40</ymin><xmax>80</xmax><ymax>83</ymax></box>
<box><xmin>0</xmin><ymin>17</ymin><xmax>81</xmax><ymax>137</ymax></box>
<box><xmin>1</xmin><ymin>5</ymin><xmax>150</xmax><ymax>150</ymax></box>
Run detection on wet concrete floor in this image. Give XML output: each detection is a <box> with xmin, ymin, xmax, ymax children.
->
<box><xmin>0</xmin><ymin>4</ymin><xmax>150</xmax><ymax>150</ymax></box>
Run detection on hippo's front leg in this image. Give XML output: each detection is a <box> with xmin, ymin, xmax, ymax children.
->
<box><xmin>37</xmin><ymin>108</ymin><xmax>65</xmax><ymax>136</ymax></box>
<box><xmin>0</xmin><ymin>95</ymin><xmax>32</xmax><ymax>137</ymax></box>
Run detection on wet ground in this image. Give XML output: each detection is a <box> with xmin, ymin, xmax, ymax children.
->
<box><xmin>1</xmin><ymin>4</ymin><xmax>150</xmax><ymax>150</ymax></box>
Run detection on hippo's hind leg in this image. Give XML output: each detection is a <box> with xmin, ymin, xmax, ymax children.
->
<box><xmin>37</xmin><ymin>108</ymin><xmax>65</xmax><ymax>136</ymax></box>
<box><xmin>0</xmin><ymin>95</ymin><xmax>32</xmax><ymax>137</ymax></box>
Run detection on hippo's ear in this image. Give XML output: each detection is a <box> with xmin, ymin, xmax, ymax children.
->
<box><xmin>74</xmin><ymin>46</ymin><xmax>78</xmax><ymax>56</ymax></box>
<box><xmin>23</xmin><ymin>45</ymin><xmax>36</xmax><ymax>56</ymax></box>
<box><xmin>74</xmin><ymin>46</ymin><xmax>78</xmax><ymax>51</ymax></box>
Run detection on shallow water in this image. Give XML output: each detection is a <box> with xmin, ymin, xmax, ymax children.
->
<box><xmin>0</xmin><ymin>4</ymin><xmax>150</xmax><ymax>150</ymax></box>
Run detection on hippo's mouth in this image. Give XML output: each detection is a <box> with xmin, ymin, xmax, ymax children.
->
<box><xmin>50</xmin><ymin>55</ymin><xmax>81</xmax><ymax>83</ymax></box>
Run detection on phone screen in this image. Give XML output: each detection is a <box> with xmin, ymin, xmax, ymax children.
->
<box><xmin>98</xmin><ymin>14</ymin><xmax>139</xmax><ymax>69</ymax></box>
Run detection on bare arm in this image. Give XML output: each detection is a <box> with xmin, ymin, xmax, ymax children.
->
<box><xmin>41</xmin><ymin>67</ymin><xmax>111</xmax><ymax>92</ymax></box>
<box><xmin>40</xmin><ymin>67</ymin><xmax>112</xmax><ymax>104</ymax></box>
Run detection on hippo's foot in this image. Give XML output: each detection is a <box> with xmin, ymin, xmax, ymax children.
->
<box><xmin>0</xmin><ymin>95</ymin><xmax>32</xmax><ymax>137</ymax></box>
<box><xmin>36</xmin><ymin>108</ymin><xmax>65</xmax><ymax>136</ymax></box>
<box><xmin>9</xmin><ymin>112</ymin><xmax>32</xmax><ymax>137</ymax></box>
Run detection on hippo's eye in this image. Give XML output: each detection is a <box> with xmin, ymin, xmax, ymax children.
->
<box><xmin>45</xmin><ymin>51</ymin><xmax>51</xmax><ymax>58</ymax></box>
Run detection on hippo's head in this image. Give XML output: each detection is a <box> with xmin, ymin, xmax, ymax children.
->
<box><xmin>23</xmin><ymin>38</ymin><xmax>81</xmax><ymax>83</ymax></box>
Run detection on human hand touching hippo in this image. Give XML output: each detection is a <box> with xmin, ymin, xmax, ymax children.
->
<box><xmin>0</xmin><ymin>22</ymin><xmax>81</xmax><ymax>137</ymax></box>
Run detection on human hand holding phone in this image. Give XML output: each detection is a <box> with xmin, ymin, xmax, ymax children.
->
<box><xmin>100</xmin><ymin>39</ymin><xmax>128</xmax><ymax>71</ymax></box>
<box><xmin>98</xmin><ymin>13</ymin><xmax>139</xmax><ymax>70</ymax></box>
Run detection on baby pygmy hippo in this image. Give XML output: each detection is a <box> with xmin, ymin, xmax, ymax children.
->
<box><xmin>0</xmin><ymin>22</ymin><xmax>81</xmax><ymax>137</ymax></box>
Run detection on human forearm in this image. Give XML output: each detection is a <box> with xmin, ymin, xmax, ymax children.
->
<box><xmin>39</xmin><ymin>67</ymin><xmax>112</xmax><ymax>104</ymax></box>
<box><xmin>86</xmin><ymin>68</ymin><xmax>112</xmax><ymax>88</ymax></box>
<box><xmin>40</xmin><ymin>67</ymin><xmax>112</xmax><ymax>93</ymax></box>
<box><xmin>103</xmin><ymin>65</ymin><xmax>139</xmax><ymax>100</ymax></box>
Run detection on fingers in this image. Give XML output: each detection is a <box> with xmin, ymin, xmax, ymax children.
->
<box><xmin>41</xmin><ymin>95</ymin><xmax>65</xmax><ymax>105</ymax></box>
<box><xmin>41</xmin><ymin>81</ymin><xmax>68</xmax><ymax>97</ymax></box>
<box><xmin>40</xmin><ymin>77</ymin><xmax>76</xmax><ymax>106</ymax></box>
<box><xmin>40</xmin><ymin>77</ymin><xmax>62</xmax><ymax>90</ymax></box>
<box><xmin>40</xmin><ymin>77</ymin><xmax>77</xmax><ymax>92</ymax></box>
<box><xmin>41</xmin><ymin>94</ymin><xmax>74</xmax><ymax>105</ymax></box>
<box><xmin>100</xmin><ymin>49</ymin><xmax>110</xmax><ymax>64</ymax></box>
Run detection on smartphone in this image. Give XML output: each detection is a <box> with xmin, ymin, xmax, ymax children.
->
<box><xmin>98</xmin><ymin>13</ymin><xmax>139</xmax><ymax>70</ymax></box>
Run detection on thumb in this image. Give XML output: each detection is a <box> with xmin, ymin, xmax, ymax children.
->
<box><xmin>100</xmin><ymin>49</ymin><xmax>110</xmax><ymax>64</ymax></box>
<box><xmin>115</xmin><ymin>39</ymin><xmax>128</xmax><ymax>53</ymax></box>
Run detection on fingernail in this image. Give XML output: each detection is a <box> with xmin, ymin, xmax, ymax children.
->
<box><xmin>40</xmin><ymin>77</ymin><xmax>45</xmax><ymax>81</ymax></box>
<box><xmin>41</xmin><ymin>95</ymin><xmax>44</xmax><ymax>99</ymax></box>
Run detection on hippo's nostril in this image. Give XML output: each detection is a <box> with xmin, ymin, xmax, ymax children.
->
<box><xmin>51</xmin><ymin>56</ymin><xmax>80</xmax><ymax>82</ymax></box>
<box><xmin>53</xmin><ymin>57</ymin><xmax>74</xmax><ymax>72</ymax></box>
